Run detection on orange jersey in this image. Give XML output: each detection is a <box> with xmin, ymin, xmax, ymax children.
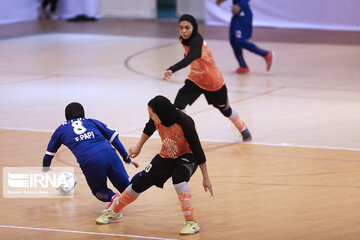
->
<box><xmin>156</xmin><ymin>123</ymin><xmax>192</xmax><ymax>159</ymax></box>
<box><xmin>182</xmin><ymin>40</ymin><xmax>225</xmax><ymax>91</ymax></box>
<box><xmin>143</xmin><ymin>111</ymin><xmax>206</xmax><ymax>164</ymax></box>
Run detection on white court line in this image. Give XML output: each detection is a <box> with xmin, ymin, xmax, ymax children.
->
<box><xmin>0</xmin><ymin>225</ymin><xmax>177</xmax><ymax>240</ymax></box>
<box><xmin>244</xmin><ymin>141</ymin><xmax>360</xmax><ymax>152</ymax></box>
<box><xmin>1</xmin><ymin>126</ymin><xmax>360</xmax><ymax>152</ymax></box>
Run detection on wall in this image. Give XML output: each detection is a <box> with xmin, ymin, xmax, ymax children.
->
<box><xmin>176</xmin><ymin>0</ymin><xmax>204</xmax><ymax>20</ymax></box>
<box><xmin>204</xmin><ymin>0</ymin><xmax>360</xmax><ymax>31</ymax></box>
<box><xmin>1</xmin><ymin>0</ymin><xmax>359</xmax><ymax>31</ymax></box>
<box><xmin>0</xmin><ymin>0</ymin><xmax>157</xmax><ymax>23</ymax></box>
<box><xmin>101</xmin><ymin>0</ymin><xmax>156</xmax><ymax>19</ymax></box>
<box><xmin>0</xmin><ymin>0</ymin><xmax>38</xmax><ymax>25</ymax></box>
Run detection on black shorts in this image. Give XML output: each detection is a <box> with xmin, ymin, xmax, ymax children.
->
<box><xmin>174</xmin><ymin>80</ymin><xmax>229</xmax><ymax>109</ymax></box>
<box><xmin>131</xmin><ymin>153</ymin><xmax>198</xmax><ymax>193</ymax></box>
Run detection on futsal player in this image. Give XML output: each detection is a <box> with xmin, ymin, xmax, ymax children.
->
<box><xmin>42</xmin><ymin>102</ymin><xmax>138</xmax><ymax>209</ymax></box>
<box><xmin>216</xmin><ymin>0</ymin><xmax>273</xmax><ymax>73</ymax></box>
<box><xmin>96</xmin><ymin>95</ymin><xmax>213</xmax><ymax>235</ymax></box>
<box><xmin>163</xmin><ymin>14</ymin><xmax>252</xmax><ymax>141</ymax></box>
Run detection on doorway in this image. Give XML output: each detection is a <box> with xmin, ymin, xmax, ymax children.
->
<box><xmin>157</xmin><ymin>0</ymin><xmax>176</xmax><ymax>19</ymax></box>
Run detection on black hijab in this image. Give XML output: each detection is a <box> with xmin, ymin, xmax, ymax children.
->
<box><xmin>148</xmin><ymin>95</ymin><xmax>179</xmax><ymax>127</ymax></box>
<box><xmin>65</xmin><ymin>102</ymin><xmax>85</xmax><ymax>120</ymax></box>
<box><xmin>179</xmin><ymin>14</ymin><xmax>198</xmax><ymax>46</ymax></box>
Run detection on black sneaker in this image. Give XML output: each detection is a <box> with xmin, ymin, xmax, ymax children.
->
<box><xmin>241</xmin><ymin>127</ymin><xmax>252</xmax><ymax>142</ymax></box>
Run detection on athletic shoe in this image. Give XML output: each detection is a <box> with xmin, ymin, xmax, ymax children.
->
<box><xmin>234</xmin><ymin>67</ymin><xmax>249</xmax><ymax>74</ymax></box>
<box><xmin>179</xmin><ymin>221</ymin><xmax>200</xmax><ymax>235</ymax></box>
<box><xmin>264</xmin><ymin>51</ymin><xmax>273</xmax><ymax>71</ymax></box>
<box><xmin>96</xmin><ymin>209</ymin><xmax>122</xmax><ymax>224</ymax></box>
<box><xmin>241</xmin><ymin>126</ymin><xmax>252</xmax><ymax>142</ymax></box>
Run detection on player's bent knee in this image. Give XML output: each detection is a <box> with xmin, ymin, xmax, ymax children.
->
<box><xmin>174</xmin><ymin>99</ymin><xmax>187</xmax><ymax>110</ymax></box>
<box><xmin>172</xmin><ymin>166</ymin><xmax>191</xmax><ymax>185</ymax></box>
<box><xmin>131</xmin><ymin>177</ymin><xmax>152</xmax><ymax>193</ymax></box>
<box><xmin>95</xmin><ymin>191</ymin><xmax>112</xmax><ymax>202</ymax></box>
<box><xmin>214</xmin><ymin>104</ymin><xmax>232</xmax><ymax>117</ymax></box>
<box><xmin>236</xmin><ymin>39</ymin><xmax>248</xmax><ymax>48</ymax></box>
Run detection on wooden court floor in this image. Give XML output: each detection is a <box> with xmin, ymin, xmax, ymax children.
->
<box><xmin>0</xmin><ymin>19</ymin><xmax>360</xmax><ymax>240</ymax></box>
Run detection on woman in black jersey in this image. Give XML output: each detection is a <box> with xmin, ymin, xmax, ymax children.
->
<box><xmin>96</xmin><ymin>95</ymin><xmax>213</xmax><ymax>235</ymax></box>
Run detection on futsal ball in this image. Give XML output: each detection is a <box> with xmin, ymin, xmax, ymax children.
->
<box><xmin>56</xmin><ymin>172</ymin><xmax>77</xmax><ymax>195</ymax></box>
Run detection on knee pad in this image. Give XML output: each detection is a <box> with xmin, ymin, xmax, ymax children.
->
<box><xmin>173</xmin><ymin>182</ymin><xmax>190</xmax><ymax>194</ymax></box>
<box><xmin>214</xmin><ymin>104</ymin><xmax>232</xmax><ymax>118</ymax></box>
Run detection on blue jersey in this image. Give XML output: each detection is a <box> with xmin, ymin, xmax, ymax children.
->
<box><xmin>46</xmin><ymin>118</ymin><xmax>119</xmax><ymax>166</ymax></box>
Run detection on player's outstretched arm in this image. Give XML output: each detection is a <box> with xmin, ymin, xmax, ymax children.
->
<box><xmin>216</xmin><ymin>0</ymin><xmax>226</xmax><ymax>6</ymax></box>
<box><xmin>42</xmin><ymin>154</ymin><xmax>54</xmax><ymax>172</ymax></box>
<box><xmin>112</xmin><ymin>137</ymin><xmax>130</xmax><ymax>161</ymax></box>
<box><xmin>127</xmin><ymin>133</ymin><xmax>150</xmax><ymax>159</ymax></box>
<box><xmin>163</xmin><ymin>69</ymin><xmax>172</xmax><ymax>80</ymax></box>
<box><xmin>111</xmin><ymin>136</ymin><xmax>139</xmax><ymax>168</ymax></box>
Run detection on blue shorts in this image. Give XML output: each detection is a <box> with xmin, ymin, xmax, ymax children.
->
<box><xmin>80</xmin><ymin>148</ymin><xmax>130</xmax><ymax>194</ymax></box>
<box><xmin>230</xmin><ymin>11</ymin><xmax>253</xmax><ymax>40</ymax></box>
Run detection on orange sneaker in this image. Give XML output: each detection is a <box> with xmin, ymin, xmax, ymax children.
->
<box><xmin>234</xmin><ymin>67</ymin><xmax>249</xmax><ymax>74</ymax></box>
<box><xmin>264</xmin><ymin>51</ymin><xmax>273</xmax><ymax>71</ymax></box>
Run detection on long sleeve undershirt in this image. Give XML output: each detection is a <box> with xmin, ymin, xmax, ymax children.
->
<box><xmin>168</xmin><ymin>34</ymin><xmax>203</xmax><ymax>73</ymax></box>
<box><xmin>143</xmin><ymin>111</ymin><xmax>206</xmax><ymax>164</ymax></box>
<box><xmin>112</xmin><ymin>136</ymin><xmax>131</xmax><ymax>162</ymax></box>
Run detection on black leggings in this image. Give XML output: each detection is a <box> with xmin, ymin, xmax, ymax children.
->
<box><xmin>42</xmin><ymin>0</ymin><xmax>58</xmax><ymax>12</ymax></box>
<box><xmin>132</xmin><ymin>154</ymin><xmax>197</xmax><ymax>193</ymax></box>
<box><xmin>174</xmin><ymin>80</ymin><xmax>232</xmax><ymax>117</ymax></box>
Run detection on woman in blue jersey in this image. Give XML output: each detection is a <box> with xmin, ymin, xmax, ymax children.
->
<box><xmin>216</xmin><ymin>0</ymin><xmax>273</xmax><ymax>73</ymax></box>
<box><xmin>43</xmin><ymin>102</ymin><xmax>139</xmax><ymax>209</ymax></box>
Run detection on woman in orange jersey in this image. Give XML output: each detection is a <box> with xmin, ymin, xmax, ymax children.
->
<box><xmin>163</xmin><ymin>14</ymin><xmax>252</xmax><ymax>141</ymax></box>
<box><xmin>96</xmin><ymin>95</ymin><xmax>213</xmax><ymax>235</ymax></box>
